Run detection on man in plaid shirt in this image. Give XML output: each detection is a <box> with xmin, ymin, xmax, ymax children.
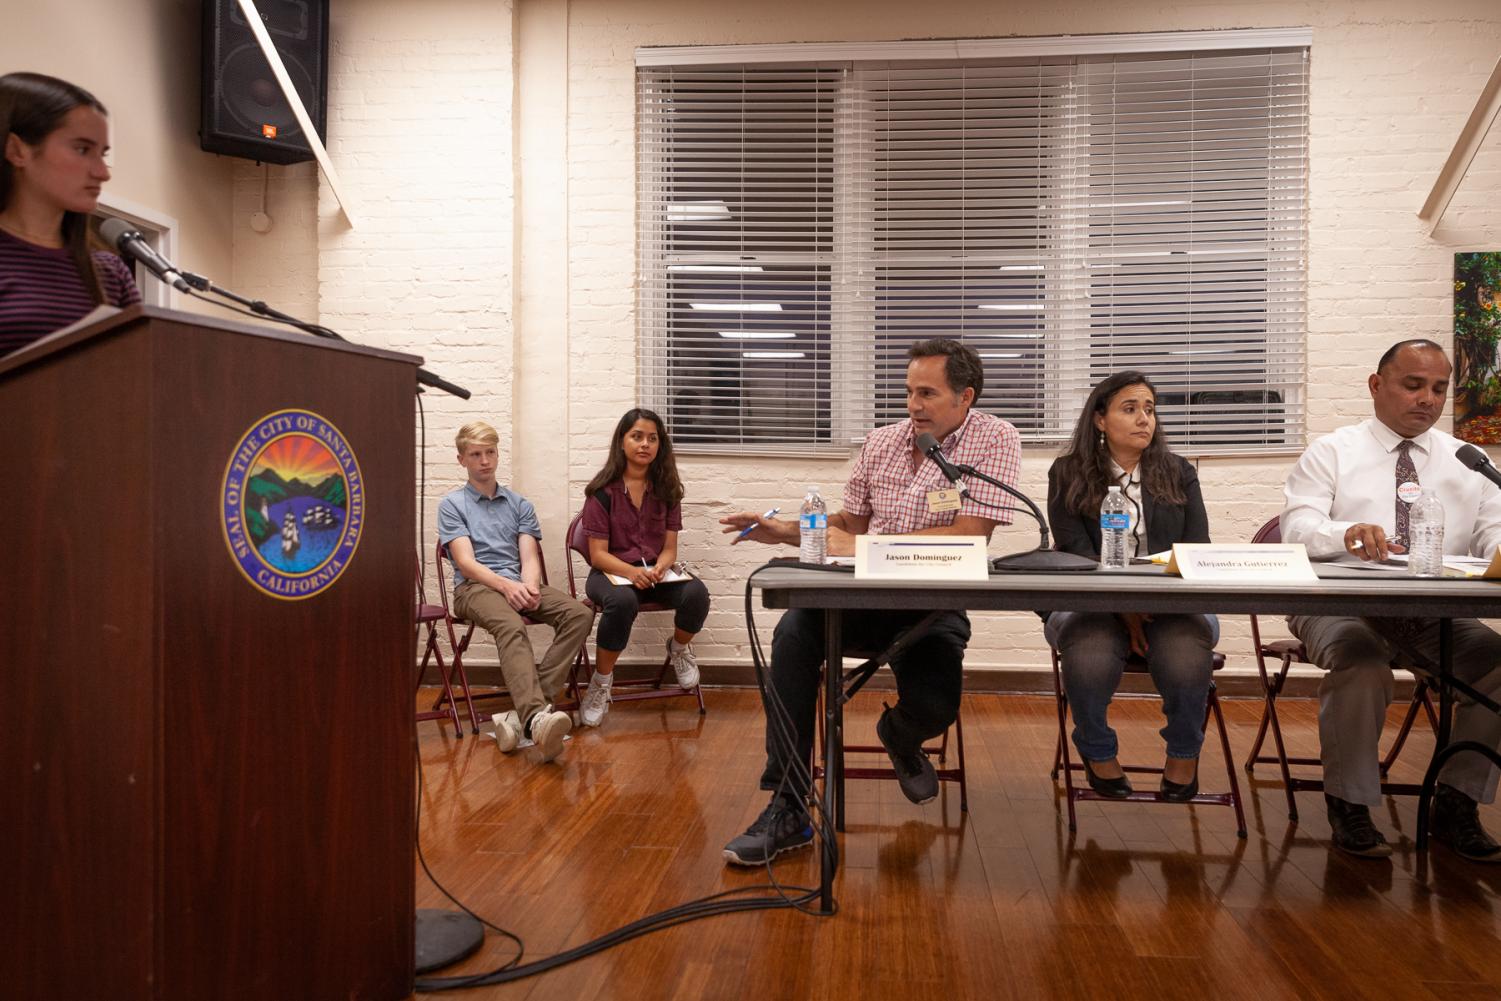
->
<box><xmin>720</xmin><ymin>338</ymin><xmax>1021</xmax><ymax>866</ymax></box>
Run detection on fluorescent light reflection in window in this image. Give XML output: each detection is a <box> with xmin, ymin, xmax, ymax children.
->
<box><xmin>667</xmin><ymin>201</ymin><xmax>731</xmax><ymax>222</ymax></box>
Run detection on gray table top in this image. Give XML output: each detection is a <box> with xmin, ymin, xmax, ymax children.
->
<box><xmin>751</xmin><ymin>562</ymin><xmax>1501</xmax><ymax>619</ymax></box>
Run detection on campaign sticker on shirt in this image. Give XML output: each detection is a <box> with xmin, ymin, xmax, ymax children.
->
<box><xmin>220</xmin><ymin>408</ymin><xmax>365</xmax><ymax>600</ymax></box>
<box><xmin>1397</xmin><ymin>481</ymin><xmax>1423</xmax><ymax>504</ymax></box>
<box><xmin>926</xmin><ymin>488</ymin><xmax>962</xmax><ymax>513</ymax></box>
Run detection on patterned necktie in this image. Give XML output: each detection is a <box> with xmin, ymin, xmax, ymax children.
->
<box><xmin>1385</xmin><ymin>438</ymin><xmax>1427</xmax><ymax>654</ymax></box>
<box><xmin>1394</xmin><ymin>439</ymin><xmax>1417</xmax><ymax>547</ymax></box>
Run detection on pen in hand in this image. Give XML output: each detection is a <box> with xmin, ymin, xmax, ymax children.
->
<box><xmin>735</xmin><ymin>507</ymin><xmax>780</xmax><ymax>542</ymax></box>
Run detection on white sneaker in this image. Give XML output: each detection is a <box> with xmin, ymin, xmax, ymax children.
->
<box><xmin>668</xmin><ymin>640</ymin><xmax>700</xmax><ymax>689</ymax></box>
<box><xmin>491</xmin><ymin>710</ymin><xmax>523</xmax><ymax>753</ymax></box>
<box><xmin>529</xmin><ymin>705</ymin><xmax>572</xmax><ymax>763</ymax></box>
<box><xmin>580</xmin><ymin>675</ymin><xmax>613</xmax><ymax>727</ymax></box>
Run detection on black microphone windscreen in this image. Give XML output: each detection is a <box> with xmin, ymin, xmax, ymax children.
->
<box><xmin>1457</xmin><ymin>443</ymin><xmax>1490</xmax><ymax>470</ymax></box>
<box><xmin>915</xmin><ymin>432</ymin><xmax>940</xmax><ymax>454</ymax></box>
<box><xmin>98</xmin><ymin>217</ymin><xmax>137</xmax><ymax>249</ymax></box>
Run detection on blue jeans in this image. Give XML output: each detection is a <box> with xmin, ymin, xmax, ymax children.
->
<box><xmin>1045</xmin><ymin>612</ymin><xmax>1218</xmax><ymax>761</ymax></box>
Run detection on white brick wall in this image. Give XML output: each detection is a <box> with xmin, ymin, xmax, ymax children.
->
<box><xmin>229</xmin><ymin>0</ymin><xmax>1501</xmax><ymax>677</ymax></box>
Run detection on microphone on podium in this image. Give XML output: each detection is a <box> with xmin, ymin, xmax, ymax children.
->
<box><xmin>1456</xmin><ymin>444</ymin><xmax>1501</xmax><ymax>490</ymax></box>
<box><xmin>914</xmin><ymin>432</ymin><xmax>1096</xmax><ymax>572</ymax></box>
<box><xmin>99</xmin><ymin>218</ymin><xmax>191</xmax><ymax>292</ymax></box>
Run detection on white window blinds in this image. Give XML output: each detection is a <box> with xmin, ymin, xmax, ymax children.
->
<box><xmin>638</xmin><ymin>40</ymin><xmax>1309</xmax><ymax>455</ymax></box>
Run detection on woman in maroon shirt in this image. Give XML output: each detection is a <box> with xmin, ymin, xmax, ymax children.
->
<box><xmin>578</xmin><ymin>408</ymin><xmax>710</xmax><ymax>727</ymax></box>
<box><xmin>0</xmin><ymin>72</ymin><xmax>139</xmax><ymax>355</ymax></box>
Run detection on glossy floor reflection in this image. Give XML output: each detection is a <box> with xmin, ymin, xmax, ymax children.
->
<box><xmin>413</xmin><ymin>690</ymin><xmax>1501</xmax><ymax>1001</ymax></box>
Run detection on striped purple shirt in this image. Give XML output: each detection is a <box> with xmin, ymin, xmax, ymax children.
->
<box><xmin>0</xmin><ymin>229</ymin><xmax>141</xmax><ymax>356</ymax></box>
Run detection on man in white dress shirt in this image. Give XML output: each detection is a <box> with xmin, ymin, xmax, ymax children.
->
<box><xmin>1281</xmin><ymin>339</ymin><xmax>1501</xmax><ymax>860</ymax></box>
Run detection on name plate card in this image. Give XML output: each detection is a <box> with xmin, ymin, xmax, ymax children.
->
<box><xmin>855</xmin><ymin>535</ymin><xmax>990</xmax><ymax>581</ymax></box>
<box><xmin>1164</xmin><ymin>543</ymin><xmax>1319</xmax><ymax>583</ymax></box>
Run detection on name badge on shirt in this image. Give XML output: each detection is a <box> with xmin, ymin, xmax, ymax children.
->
<box><xmin>926</xmin><ymin>488</ymin><xmax>962</xmax><ymax>513</ymax></box>
<box><xmin>1397</xmin><ymin>481</ymin><xmax>1422</xmax><ymax>504</ymax></box>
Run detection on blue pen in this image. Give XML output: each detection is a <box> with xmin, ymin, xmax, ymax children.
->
<box><xmin>736</xmin><ymin>506</ymin><xmax>779</xmax><ymax>541</ymax></box>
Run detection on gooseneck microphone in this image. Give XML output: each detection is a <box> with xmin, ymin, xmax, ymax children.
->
<box><xmin>95</xmin><ymin>219</ymin><xmax>471</xmax><ymax>399</ymax></box>
<box><xmin>99</xmin><ymin>218</ymin><xmax>190</xmax><ymax>292</ymax></box>
<box><xmin>1456</xmin><ymin>443</ymin><xmax>1501</xmax><ymax>490</ymax></box>
<box><xmin>915</xmin><ymin>431</ymin><xmax>969</xmax><ymax>493</ymax></box>
<box><xmin>914</xmin><ymin>432</ymin><xmax>1096</xmax><ymax>572</ymax></box>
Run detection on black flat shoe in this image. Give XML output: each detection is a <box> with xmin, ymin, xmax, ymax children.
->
<box><xmin>1081</xmin><ymin>758</ymin><xmax>1132</xmax><ymax>799</ymax></box>
<box><xmin>1160</xmin><ymin>760</ymin><xmax>1199</xmax><ymax>803</ymax></box>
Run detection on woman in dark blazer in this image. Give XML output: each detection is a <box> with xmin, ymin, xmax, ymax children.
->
<box><xmin>1045</xmin><ymin>371</ymin><xmax>1215</xmax><ymax>802</ymax></box>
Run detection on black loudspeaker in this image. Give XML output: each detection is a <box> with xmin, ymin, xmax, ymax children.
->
<box><xmin>200</xmin><ymin>0</ymin><xmax>329</xmax><ymax>165</ymax></box>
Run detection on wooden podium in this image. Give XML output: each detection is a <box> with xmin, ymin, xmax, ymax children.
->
<box><xmin>0</xmin><ymin>306</ymin><xmax>417</xmax><ymax>1000</ymax></box>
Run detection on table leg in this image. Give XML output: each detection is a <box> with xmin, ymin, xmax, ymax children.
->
<box><xmin>821</xmin><ymin>608</ymin><xmax>842</xmax><ymax>913</ymax></box>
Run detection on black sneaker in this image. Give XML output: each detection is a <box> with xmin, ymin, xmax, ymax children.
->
<box><xmin>1432</xmin><ymin>784</ymin><xmax>1501</xmax><ymax>862</ymax></box>
<box><xmin>723</xmin><ymin>798</ymin><xmax>814</xmax><ymax>866</ymax></box>
<box><xmin>1325</xmin><ymin>794</ymin><xmax>1392</xmax><ymax>858</ymax></box>
<box><xmin>876</xmin><ymin>704</ymin><xmax>938</xmax><ymax>805</ymax></box>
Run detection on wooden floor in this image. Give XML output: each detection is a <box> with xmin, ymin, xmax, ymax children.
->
<box><xmin>413</xmin><ymin>690</ymin><xmax>1501</xmax><ymax>1001</ymax></box>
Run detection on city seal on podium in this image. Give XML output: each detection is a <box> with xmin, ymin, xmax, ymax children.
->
<box><xmin>220</xmin><ymin>408</ymin><xmax>365</xmax><ymax>600</ymax></box>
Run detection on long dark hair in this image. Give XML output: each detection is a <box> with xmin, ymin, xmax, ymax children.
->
<box><xmin>0</xmin><ymin>72</ymin><xmax>109</xmax><ymax>304</ymax></box>
<box><xmin>1054</xmin><ymin>371</ymin><xmax>1185</xmax><ymax>517</ymax></box>
<box><xmin>585</xmin><ymin>408</ymin><xmax>684</xmax><ymax>508</ymax></box>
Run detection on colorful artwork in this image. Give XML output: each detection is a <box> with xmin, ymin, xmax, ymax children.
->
<box><xmin>220</xmin><ymin>409</ymin><xmax>365</xmax><ymax>600</ymax></box>
<box><xmin>1454</xmin><ymin>252</ymin><xmax>1501</xmax><ymax>444</ymax></box>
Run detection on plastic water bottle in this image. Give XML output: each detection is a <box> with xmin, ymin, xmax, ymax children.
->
<box><xmin>1099</xmin><ymin>485</ymin><xmax>1129</xmax><ymax>570</ymax></box>
<box><xmin>799</xmin><ymin>486</ymin><xmax>828</xmax><ymax>565</ymax></box>
<box><xmin>1407</xmin><ymin>487</ymin><xmax>1445</xmax><ymax>578</ymax></box>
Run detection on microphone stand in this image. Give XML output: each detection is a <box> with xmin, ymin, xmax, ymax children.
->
<box><xmin>949</xmin><ymin>461</ymin><xmax>1098</xmax><ymax>573</ymax></box>
<box><xmin>178</xmin><ymin>271</ymin><xmax>472</xmax><ymax>400</ymax></box>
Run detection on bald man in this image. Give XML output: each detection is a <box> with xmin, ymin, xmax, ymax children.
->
<box><xmin>1281</xmin><ymin>339</ymin><xmax>1501</xmax><ymax>861</ymax></box>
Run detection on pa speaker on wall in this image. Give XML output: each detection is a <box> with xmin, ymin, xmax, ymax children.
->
<box><xmin>200</xmin><ymin>0</ymin><xmax>330</xmax><ymax>165</ymax></box>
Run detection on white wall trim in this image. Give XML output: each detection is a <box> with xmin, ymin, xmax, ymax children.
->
<box><xmin>635</xmin><ymin>26</ymin><xmax>1313</xmax><ymax>66</ymax></box>
<box><xmin>96</xmin><ymin>192</ymin><xmax>179</xmax><ymax>309</ymax></box>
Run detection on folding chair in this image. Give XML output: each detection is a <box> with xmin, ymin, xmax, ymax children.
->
<box><xmin>1050</xmin><ymin>645</ymin><xmax>1246</xmax><ymax>837</ymax></box>
<box><xmin>564</xmin><ymin>513</ymin><xmax>706</xmax><ymax>712</ymax></box>
<box><xmin>415</xmin><ymin>551</ymin><xmax>478</xmax><ymax>735</ymax></box>
<box><xmin>1244</xmin><ymin>517</ymin><xmax>1437</xmax><ymax>821</ymax></box>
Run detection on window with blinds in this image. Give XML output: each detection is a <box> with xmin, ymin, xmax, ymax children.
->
<box><xmin>638</xmin><ymin>41</ymin><xmax>1308</xmax><ymax>455</ymax></box>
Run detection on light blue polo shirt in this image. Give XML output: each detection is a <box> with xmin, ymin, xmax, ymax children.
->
<box><xmin>437</xmin><ymin>481</ymin><xmax>542</xmax><ymax>587</ymax></box>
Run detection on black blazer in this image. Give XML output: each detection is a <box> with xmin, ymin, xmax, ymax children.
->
<box><xmin>1046</xmin><ymin>453</ymin><xmax>1210</xmax><ymax>559</ymax></box>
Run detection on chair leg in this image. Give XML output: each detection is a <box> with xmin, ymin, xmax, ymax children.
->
<box><xmin>1051</xmin><ymin>651</ymin><xmax>1078</xmax><ymax>832</ymax></box>
<box><xmin>695</xmin><ymin>681</ymin><xmax>707</xmax><ymax>715</ymax></box>
<box><xmin>1243</xmin><ymin>654</ymin><xmax>1277</xmax><ymax>772</ymax></box>
<box><xmin>954</xmin><ymin>707</ymin><xmax>968</xmax><ymax>813</ymax></box>
<box><xmin>1208</xmin><ymin>686</ymin><xmax>1247</xmax><ymax>838</ymax></box>
<box><xmin>420</xmin><ymin>630</ymin><xmax>464</xmax><ymax>736</ymax></box>
<box><xmin>448</xmin><ymin>649</ymin><xmax>482</xmax><ymax>735</ymax></box>
<box><xmin>1420</xmin><ymin>681</ymin><xmax>1439</xmax><ymax>728</ymax></box>
<box><xmin>1265</xmin><ymin>657</ymin><xmax>1300</xmax><ymax>823</ymax></box>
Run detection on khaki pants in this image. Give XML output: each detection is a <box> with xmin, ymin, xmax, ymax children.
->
<box><xmin>1288</xmin><ymin>614</ymin><xmax>1501</xmax><ymax>807</ymax></box>
<box><xmin>455</xmin><ymin>581</ymin><xmax>593</xmax><ymax>728</ymax></box>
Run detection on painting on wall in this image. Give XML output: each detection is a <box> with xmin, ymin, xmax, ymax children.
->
<box><xmin>1454</xmin><ymin>252</ymin><xmax>1501</xmax><ymax>444</ymax></box>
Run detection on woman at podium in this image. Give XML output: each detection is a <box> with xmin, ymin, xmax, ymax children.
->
<box><xmin>1044</xmin><ymin>371</ymin><xmax>1216</xmax><ymax>802</ymax></box>
<box><xmin>0</xmin><ymin>72</ymin><xmax>139</xmax><ymax>356</ymax></box>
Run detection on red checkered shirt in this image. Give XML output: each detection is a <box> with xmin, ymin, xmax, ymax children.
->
<box><xmin>842</xmin><ymin>409</ymin><xmax>1021</xmax><ymax>535</ymax></box>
